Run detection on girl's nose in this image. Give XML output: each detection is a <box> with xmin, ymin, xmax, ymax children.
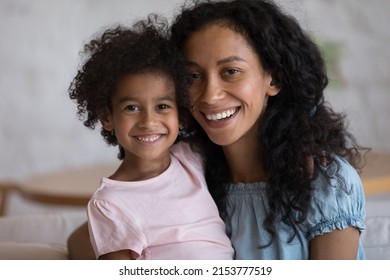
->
<box><xmin>138</xmin><ymin>110</ymin><xmax>157</xmax><ymax>128</ymax></box>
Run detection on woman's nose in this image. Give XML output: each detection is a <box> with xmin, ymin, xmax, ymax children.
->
<box><xmin>198</xmin><ymin>76</ymin><xmax>224</xmax><ymax>105</ymax></box>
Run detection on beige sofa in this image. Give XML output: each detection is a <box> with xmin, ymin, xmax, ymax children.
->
<box><xmin>0</xmin><ymin>193</ymin><xmax>389</xmax><ymax>260</ymax></box>
<box><xmin>0</xmin><ymin>153</ymin><xmax>388</xmax><ymax>259</ymax></box>
<box><xmin>0</xmin><ymin>211</ymin><xmax>86</xmax><ymax>259</ymax></box>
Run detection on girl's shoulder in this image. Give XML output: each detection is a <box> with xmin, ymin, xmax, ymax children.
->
<box><xmin>170</xmin><ymin>141</ymin><xmax>204</xmax><ymax>170</ymax></box>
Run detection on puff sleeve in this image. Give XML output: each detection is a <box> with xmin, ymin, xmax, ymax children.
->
<box><xmin>305</xmin><ymin>156</ymin><xmax>366</xmax><ymax>241</ymax></box>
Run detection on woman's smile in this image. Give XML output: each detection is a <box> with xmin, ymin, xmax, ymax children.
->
<box><xmin>184</xmin><ymin>24</ymin><xmax>278</xmax><ymax>146</ymax></box>
<box><xmin>204</xmin><ymin>107</ymin><xmax>239</xmax><ymax>121</ymax></box>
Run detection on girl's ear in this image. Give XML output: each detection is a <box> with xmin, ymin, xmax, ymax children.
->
<box><xmin>99</xmin><ymin>110</ymin><xmax>114</xmax><ymax>131</ymax></box>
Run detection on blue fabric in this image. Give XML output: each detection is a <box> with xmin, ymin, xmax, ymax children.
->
<box><xmin>223</xmin><ymin>156</ymin><xmax>366</xmax><ymax>260</ymax></box>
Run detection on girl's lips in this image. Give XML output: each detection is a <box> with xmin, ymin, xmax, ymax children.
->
<box><xmin>134</xmin><ymin>134</ymin><xmax>163</xmax><ymax>143</ymax></box>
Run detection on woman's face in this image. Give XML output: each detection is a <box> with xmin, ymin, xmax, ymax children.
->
<box><xmin>183</xmin><ymin>24</ymin><xmax>279</xmax><ymax>147</ymax></box>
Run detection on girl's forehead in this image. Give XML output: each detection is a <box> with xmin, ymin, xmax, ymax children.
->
<box><xmin>114</xmin><ymin>72</ymin><xmax>175</xmax><ymax>97</ymax></box>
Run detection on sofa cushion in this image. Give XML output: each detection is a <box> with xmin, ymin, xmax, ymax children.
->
<box><xmin>0</xmin><ymin>211</ymin><xmax>86</xmax><ymax>245</ymax></box>
<box><xmin>362</xmin><ymin>193</ymin><xmax>390</xmax><ymax>259</ymax></box>
<box><xmin>0</xmin><ymin>211</ymin><xmax>87</xmax><ymax>260</ymax></box>
<box><xmin>0</xmin><ymin>242</ymin><xmax>68</xmax><ymax>260</ymax></box>
<box><xmin>361</xmin><ymin>216</ymin><xmax>390</xmax><ymax>260</ymax></box>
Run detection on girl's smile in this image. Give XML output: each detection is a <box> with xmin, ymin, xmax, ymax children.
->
<box><xmin>101</xmin><ymin>72</ymin><xmax>179</xmax><ymax>164</ymax></box>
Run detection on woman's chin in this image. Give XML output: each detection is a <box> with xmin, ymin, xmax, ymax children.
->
<box><xmin>206</xmin><ymin>132</ymin><xmax>236</xmax><ymax>147</ymax></box>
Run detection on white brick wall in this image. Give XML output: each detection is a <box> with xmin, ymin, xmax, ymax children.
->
<box><xmin>1</xmin><ymin>0</ymin><xmax>389</xmax><ymax>181</ymax></box>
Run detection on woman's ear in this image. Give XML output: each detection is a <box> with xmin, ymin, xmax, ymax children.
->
<box><xmin>267</xmin><ymin>77</ymin><xmax>280</xmax><ymax>97</ymax></box>
<box><xmin>99</xmin><ymin>110</ymin><xmax>114</xmax><ymax>131</ymax></box>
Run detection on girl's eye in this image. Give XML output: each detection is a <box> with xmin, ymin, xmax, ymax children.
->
<box><xmin>157</xmin><ymin>104</ymin><xmax>170</xmax><ymax>110</ymax></box>
<box><xmin>125</xmin><ymin>105</ymin><xmax>139</xmax><ymax>111</ymax></box>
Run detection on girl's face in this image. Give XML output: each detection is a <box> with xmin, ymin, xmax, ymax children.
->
<box><xmin>101</xmin><ymin>73</ymin><xmax>179</xmax><ymax>162</ymax></box>
<box><xmin>183</xmin><ymin>24</ymin><xmax>279</xmax><ymax>147</ymax></box>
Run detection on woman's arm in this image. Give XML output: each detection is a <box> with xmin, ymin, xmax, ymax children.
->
<box><xmin>310</xmin><ymin>227</ymin><xmax>360</xmax><ymax>259</ymax></box>
<box><xmin>67</xmin><ymin>222</ymin><xmax>139</xmax><ymax>260</ymax></box>
<box><xmin>99</xmin><ymin>249</ymin><xmax>137</xmax><ymax>260</ymax></box>
<box><xmin>67</xmin><ymin>222</ymin><xmax>95</xmax><ymax>260</ymax></box>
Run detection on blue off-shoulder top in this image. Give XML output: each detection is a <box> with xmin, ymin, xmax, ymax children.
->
<box><xmin>223</xmin><ymin>155</ymin><xmax>366</xmax><ymax>259</ymax></box>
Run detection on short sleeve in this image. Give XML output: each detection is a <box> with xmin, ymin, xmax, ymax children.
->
<box><xmin>87</xmin><ymin>198</ymin><xmax>146</xmax><ymax>258</ymax></box>
<box><xmin>305</xmin><ymin>156</ymin><xmax>366</xmax><ymax>240</ymax></box>
<box><xmin>170</xmin><ymin>142</ymin><xmax>204</xmax><ymax>171</ymax></box>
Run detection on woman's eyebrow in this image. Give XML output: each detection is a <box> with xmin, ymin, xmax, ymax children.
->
<box><xmin>185</xmin><ymin>60</ymin><xmax>199</xmax><ymax>67</ymax></box>
<box><xmin>185</xmin><ymin>56</ymin><xmax>246</xmax><ymax>67</ymax></box>
<box><xmin>216</xmin><ymin>56</ymin><xmax>246</xmax><ymax>65</ymax></box>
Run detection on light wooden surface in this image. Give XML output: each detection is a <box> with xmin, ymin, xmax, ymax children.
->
<box><xmin>1</xmin><ymin>152</ymin><xmax>388</xmax><ymax>214</ymax></box>
<box><xmin>360</xmin><ymin>153</ymin><xmax>390</xmax><ymax>196</ymax></box>
<box><xmin>0</xmin><ymin>182</ymin><xmax>20</xmax><ymax>216</ymax></box>
<box><xmin>15</xmin><ymin>164</ymin><xmax>117</xmax><ymax>207</ymax></box>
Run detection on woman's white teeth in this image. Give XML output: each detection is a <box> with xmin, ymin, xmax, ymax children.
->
<box><xmin>137</xmin><ymin>135</ymin><xmax>161</xmax><ymax>142</ymax></box>
<box><xmin>206</xmin><ymin>108</ymin><xmax>236</xmax><ymax>121</ymax></box>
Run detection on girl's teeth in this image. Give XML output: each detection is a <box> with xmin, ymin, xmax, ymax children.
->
<box><xmin>206</xmin><ymin>108</ymin><xmax>236</xmax><ymax>121</ymax></box>
<box><xmin>137</xmin><ymin>135</ymin><xmax>161</xmax><ymax>142</ymax></box>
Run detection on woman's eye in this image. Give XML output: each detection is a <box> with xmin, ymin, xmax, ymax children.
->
<box><xmin>191</xmin><ymin>73</ymin><xmax>201</xmax><ymax>79</ymax></box>
<box><xmin>188</xmin><ymin>71</ymin><xmax>202</xmax><ymax>82</ymax></box>
<box><xmin>225</xmin><ymin>68</ymin><xmax>239</xmax><ymax>75</ymax></box>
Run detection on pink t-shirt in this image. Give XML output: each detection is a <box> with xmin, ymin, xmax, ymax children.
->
<box><xmin>87</xmin><ymin>142</ymin><xmax>233</xmax><ymax>260</ymax></box>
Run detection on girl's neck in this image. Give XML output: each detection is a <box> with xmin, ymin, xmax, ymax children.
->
<box><xmin>222</xmin><ymin>135</ymin><xmax>267</xmax><ymax>184</ymax></box>
<box><xmin>110</xmin><ymin>154</ymin><xmax>171</xmax><ymax>182</ymax></box>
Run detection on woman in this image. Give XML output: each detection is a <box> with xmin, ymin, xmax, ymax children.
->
<box><xmin>68</xmin><ymin>0</ymin><xmax>367</xmax><ymax>259</ymax></box>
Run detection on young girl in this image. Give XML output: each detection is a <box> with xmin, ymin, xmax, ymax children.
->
<box><xmin>170</xmin><ymin>0</ymin><xmax>368</xmax><ymax>259</ymax></box>
<box><xmin>68</xmin><ymin>16</ymin><xmax>233</xmax><ymax>260</ymax></box>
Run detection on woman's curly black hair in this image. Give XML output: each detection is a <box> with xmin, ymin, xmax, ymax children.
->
<box><xmin>171</xmin><ymin>0</ymin><xmax>369</xmax><ymax>246</ymax></box>
<box><xmin>69</xmin><ymin>15</ymin><xmax>191</xmax><ymax>159</ymax></box>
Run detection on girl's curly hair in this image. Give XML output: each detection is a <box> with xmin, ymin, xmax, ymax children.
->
<box><xmin>171</xmin><ymin>0</ymin><xmax>369</xmax><ymax>246</ymax></box>
<box><xmin>69</xmin><ymin>15</ymin><xmax>191</xmax><ymax>159</ymax></box>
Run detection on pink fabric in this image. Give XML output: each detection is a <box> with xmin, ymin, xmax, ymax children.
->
<box><xmin>87</xmin><ymin>142</ymin><xmax>233</xmax><ymax>259</ymax></box>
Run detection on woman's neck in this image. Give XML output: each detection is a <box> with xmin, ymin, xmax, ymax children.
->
<box><xmin>222</xmin><ymin>135</ymin><xmax>267</xmax><ymax>184</ymax></box>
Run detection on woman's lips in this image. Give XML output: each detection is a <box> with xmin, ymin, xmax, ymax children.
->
<box><xmin>205</xmin><ymin>107</ymin><xmax>238</xmax><ymax>121</ymax></box>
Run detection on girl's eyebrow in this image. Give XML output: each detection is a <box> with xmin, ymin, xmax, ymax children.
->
<box><xmin>157</xmin><ymin>95</ymin><xmax>176</xmax><ymax>102</ymax></box>
<box><xmin>117</xmin><ymin>94</ymin><xmax>176</xmax><ymax>104</ymax></box>
<box><xmin>116</xmin><ymin>96</ymin><xmax>137</xmax><ymax>103</ymax></box>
